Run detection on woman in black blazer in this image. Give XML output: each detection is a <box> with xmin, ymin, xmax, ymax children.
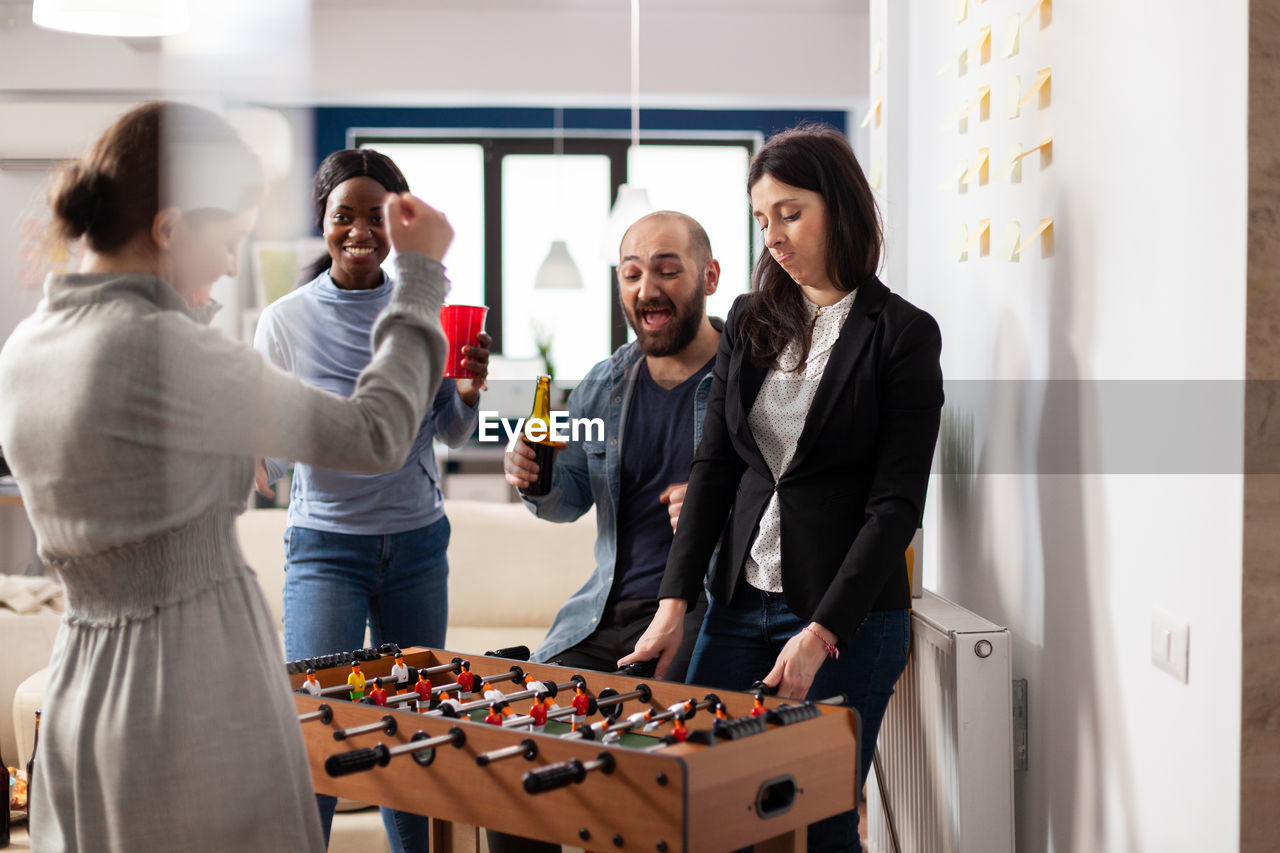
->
<box><xmin>622</xmin><ymin>125</ymin><xmax>944</xmax><ymax>853</ymax></box>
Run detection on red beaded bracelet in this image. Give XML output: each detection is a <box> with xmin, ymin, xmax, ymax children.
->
<box><xmin>805</xmin><ymin>625</ymin><xmax>840</xmax><ymax>659</ymax></box>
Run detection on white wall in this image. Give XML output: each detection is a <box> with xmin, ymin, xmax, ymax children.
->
<box><xmin>878</xmin><ymin>1</ymin><xmax>1246</xmax><ymax>850</ymax></box>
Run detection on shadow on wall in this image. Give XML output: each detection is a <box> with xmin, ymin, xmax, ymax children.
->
<box><xmin>1032</xmin><ymin>196</ymin><xmax>1138</xmax><ymax>853</ymax></box>
<box><xmin>937</xmin><ymin>195</ymin><xmax>1141</xmax><ymax>850</ymax></box>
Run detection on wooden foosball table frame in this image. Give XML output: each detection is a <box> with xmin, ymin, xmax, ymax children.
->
<box><xmin>290</xmin><ymin>647</ymin><xmax>859</xmax><ymax>853</ymax></box>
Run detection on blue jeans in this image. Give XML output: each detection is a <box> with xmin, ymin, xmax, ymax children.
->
<box><xmin>687</xmin><ymin>587</ymin><xmax>910</xmax><ymax>853</ymax></box>
<box><xmin>283</xmin><ymin>517</ymin><xmax>451</xmax><ymax>853</ymax></box>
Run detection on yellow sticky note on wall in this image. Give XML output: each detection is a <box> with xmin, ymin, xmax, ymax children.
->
<box><xmin>1004</xmin><ymin>76</ymin><xmax>1022</xmax><ymax>119</ymax></box>
<box><xmin>951</xmin><ymin>224</ymin><xmax>970</xmax><ymax>261</ymax></box>
<box><xmin>962</xmin><ymin>218</ymin><xmax>991</xmax><ymax>255</ymax></box>
<box><xmin>955</xmin><ymin>0</ymin><xmax>968</xmax><ymax>23</ymax></box>
<box><xmin>972</xmin><ymin>25</ymin><xmax>992</xmax><ymax>64</ymax></box>
<box><xmin>939</xmin><ymin>159</ymin><xmax>970</xmax><ymax>190</ymax></box>
<box><xmin>998</xmin><ymin>221</ymin><xmax>1021</xmax><ymax>261</ymax></box>
<box><xmin>860</xmin><ymin>98</ymin><xmax>882</xmax><ymax>129</ymax></box>
<box><xmin>1018</xmin><ymin>67</ymin><xmax>1052</xmax><ymax>109</ymax></box>
<box><xmin>1012</xmin><ymin>136</ymin><xmax>1053</xmax><ymax>163</ymax></box>
<box><xmin>872</xmin><ymin>40</ymin><xmax>884</xmax><ymax>73</ymax></box>
<box><xmin>1015</xmin><ymin>217</ymin><xmax>1054</xmax><ymax>256</ymax></box>
<box><xmin>1004</xmin><ymin>13</ymin><xmax>1021</xmax><ymax>56</ymax></box>
<box><xmin>999</xmin><ymin>143</ymin><xmax>1023</xmax><ymax>181</ymax></box>
<box><xmin>1026</xmin><ymin>0</ymin><xmax>1051</xmax><ymax>27</ymax></box>
<box><xmin>963</xmin><ymin>147</ymin><xmax>990</xmax><ymax>185</ymax></box>
<box><xmin>870</xmin><ymin>155</ymin><xmax>884</xmax><ymax>189</ymax></box>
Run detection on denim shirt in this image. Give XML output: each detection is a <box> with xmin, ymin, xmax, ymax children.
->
<box><xmin>525</xmin><ymin>318</ymin><xmax>722</xmax><ymax>662</ymax></box>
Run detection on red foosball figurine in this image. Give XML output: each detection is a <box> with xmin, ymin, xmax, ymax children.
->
<box><xmin>484</xmin><ymin>702</ymin><xmax>504</xmax><ymax>726</ymax></box>
<box><xmin>347</xmin><ymin>662</ymin><xmax>366</xmax><ymax>702</ymax></box>
<box><xmin>570</xmin><ymin>684</ymin><xmax>590</xmax><ymax>732</ymax></box>
<box><xmin>390</xmin><ymin>655</ymin><xmax>410</xmax><ymax>694</ymax></box>
<box><xmin>301</xmin><ymin>668</ymin><xmax>322</xmax><ymax>697</ymax></box>
<box><xmin>528</xmin><ymin>695</ymin><xmax>550</xmax><ymax>732</ymax></box>
<box><xmin>749</xmin><ymin>693</ymin><xmax>767</xmax><ymax>717</ymax></box>
<box><xmin>671</xmin><ymin>713</ymin><xmax>689</xmax><ymax>743</ymax></box>
<box><xmin>456</xmin><ymin>661</ymin><xmax>475</xmax><ymax>700</ymax></box>
<box><xmin>413</xmin><ymin>671</ymin><xmax>433</xmax><ymax>712</ymax></box>
<box><xmin>368</xmin><ymin>679</ymin><xmax>388</xmax><ymax>707</ymax></box>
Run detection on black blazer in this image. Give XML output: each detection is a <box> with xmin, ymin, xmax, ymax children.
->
<box><xmin>658</xmin><ymin>278</ymin><xmax>944</xmax><ymax>644</ymax></box>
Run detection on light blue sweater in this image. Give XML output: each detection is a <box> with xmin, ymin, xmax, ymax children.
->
<box><xmin>253</xmin><ymin>269</ymin><xmax>478</xmax><ymax>535</ymax></box>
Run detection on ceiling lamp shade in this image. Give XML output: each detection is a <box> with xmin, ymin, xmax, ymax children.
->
<box><xmin>32</xmin><ymin>0</ymin><xmax>190</xmax><ymax>37</ymax></box>
<box><xmin>534</xmin><ymin>240</ymin><xmax>584</xmax><ymax>290</ymax></box>
<box><xmin>599</xmin><ymin>183</ymin><xmax>654</xmax><ymax>264</ymax></box>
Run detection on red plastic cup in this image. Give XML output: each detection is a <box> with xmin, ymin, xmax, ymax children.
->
<box><xmin>440</xmin><ymin>304</ymin><xmax>489</xmax><ymax>379</ymax></box>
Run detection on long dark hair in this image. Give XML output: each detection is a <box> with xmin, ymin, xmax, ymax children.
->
<box><xmin>50</xmin><ymin>101</ymin><xmax>261</xmax><ymax>254</ymax></box>
<box><xmin>741</xmin><ymin>124</ymin><xmax>882</xmax><ymax>369</ymax></box>
<box><xmin>299</xmin><ymin>148</ymin><xmax>410</xmax><ymax>284</ymax></box>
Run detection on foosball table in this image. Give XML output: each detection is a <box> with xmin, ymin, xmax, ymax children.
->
<box><xmin>287</xmin><ymin>645</ymin><xmax>860</xmax><ymax>852</ymax></box>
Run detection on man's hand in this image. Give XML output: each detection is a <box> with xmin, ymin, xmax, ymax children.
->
<box><xmin>618</xmin><ymin>598</ymin><xmax>689</xmax><ymax>680</ymax></box>
<box><xmin>253</xmin><ymin>459</ymin><xmax>274</xmax><ymax>500</ymax></box>
<box><xmin>659</xmin><ymin>483</ymin><xmax>688</xmax><ymax>533</ymax></box>
<box><xmin>503</xmin><ymin>438</ymin><xmax>539</xmax><ymax>489</ymax></box>
<box><xmin>456</xmin><ymin>331</ymin><xmax>492</xmax><ymax>406</ymax></box>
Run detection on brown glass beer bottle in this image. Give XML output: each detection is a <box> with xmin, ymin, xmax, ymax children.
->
<box><xmin>521</xmin><ymin>375</ymin><xmax>566</xmax><ymax>497</ymax></box>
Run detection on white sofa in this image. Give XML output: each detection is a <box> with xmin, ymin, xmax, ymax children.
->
<box><xmin>6</xmin><ymin>498</ymin><xmax>596</xmax><ymax>850</ymax></box>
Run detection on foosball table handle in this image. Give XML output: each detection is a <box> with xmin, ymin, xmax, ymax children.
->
<box><xmin>522</xmin><ymin>752</ymin><xmax>616</xmax><ymax>794</ymax></box>
<box><xmin>325</xmin><ymin>743</ymin><xmax>390</xmax><ymax>777</ymax></box>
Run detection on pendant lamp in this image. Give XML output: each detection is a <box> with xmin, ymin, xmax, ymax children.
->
<box><xmin>599</xmin><ymin>0</ymin><xmax>653</xmax><ymax>263</ymax></box>
<box><xmin>33</xmin><ymin>0</ymin><xmax>190</xmax><ymax>37</ymax></box>
<box><xmin>535</xmin><ymin>108</ymin><xmax>585</xmax><ymax>290</ymax></box>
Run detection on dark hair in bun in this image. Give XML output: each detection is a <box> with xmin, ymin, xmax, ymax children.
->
<box><xmin>49</xmin><ymin>101</ymin><xmax>262</xmax><ymax>254</ymax></box>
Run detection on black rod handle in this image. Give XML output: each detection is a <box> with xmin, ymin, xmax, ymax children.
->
<box><xmin>325</xmin><ymin>743</ymin><xmax>390</xmax><ymax>777</ymax></box>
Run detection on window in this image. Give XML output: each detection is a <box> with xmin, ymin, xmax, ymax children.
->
<box><xmin>354</xmin><ymin>133</ymin><xmax>757</xmax><ymax>378</ymax></box>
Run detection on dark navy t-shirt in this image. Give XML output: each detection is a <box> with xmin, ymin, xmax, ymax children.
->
<box><xmin>613</xmin><ymin>356</ymin><xmax>716</xmax><ymax>601</ymax></box>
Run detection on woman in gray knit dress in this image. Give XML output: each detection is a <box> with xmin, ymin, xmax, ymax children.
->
<box><xmin>0</xmin><ymin>103</ymin><xmax>453</xmax><ymax>851</ymax></box>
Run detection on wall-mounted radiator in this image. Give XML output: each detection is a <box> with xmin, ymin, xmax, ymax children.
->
<box><xmin>866</xmin><ymin>590</ymin><xmax>1015</xmax><ymax>853</ymax></box>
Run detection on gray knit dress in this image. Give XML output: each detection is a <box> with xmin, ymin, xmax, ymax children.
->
<box><xmin>0</xmin><ymin>253</ymin><xmax>448</xmax><ymax>852</ymax></box>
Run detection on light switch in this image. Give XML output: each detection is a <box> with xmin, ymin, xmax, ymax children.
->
<box><xmin>1150</xmin><ymin>610</ymin><xmax>1189</xmax><ymax>683</ymax></box>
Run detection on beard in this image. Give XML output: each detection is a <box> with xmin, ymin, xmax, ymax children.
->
<box><xmin>624</xmin><ymin>276</ymin><xmax>706</xmax><ymax>358</ymax></box>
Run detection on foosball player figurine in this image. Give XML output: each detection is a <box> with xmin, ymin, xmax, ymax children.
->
<box><xmin>570</xmin><ymin>683</ymin><xmax>591</xmax><ymax>732</ymax></box>
<box><xmin>347</xmin><ymin>661</ymin><xmax>366</xmax><ymax>702</ymax></box>
<box><xmin>714</xmin><ymin>701</ymin><xmax>729</xmax><ymax>723</ymax></box>
<box><xmin>456</xmin><ymin>661</ymin><xmax>475</xmax><ymax>700</ymax></box>
<box><xmin>523</xmin><ymin>673</ymin><xmax>549</xmax><ymax>698</ymax></box>
<box><xmin>414</xmin><ymin>671</ymin><xmax>433</xmax><ymax>712</ymax></box>
<box><xmin>484</xmin><ymin>702</ymin><xmax>504</xmax><ymax>726</ymax></box>
<box><xmin>301</xmin><ymin>668</ymin><xmax>322</xmax><ymax>697</ymax></box>
<box><xmin>482</xmin><ymin>682</ymin><xmax>506</xmax><ymax>704</ymax></box>
<box><xmin>749</xmin><ymin>692</ymin><xmax>767</xmax><ymax>717</ymax></box>
<box><xmin>368</xmin><ymin>679</ymin><xmax>388</xmax><ymax>707</ymax></box>
<box><xmin>390</xmin><ymin>655</ymin><xmax>410</xmax><ymax>694</ymax></box>
<box><xmin>671</xmin><ymin>712</ymin><xmax>689</xmax><ymax>744</ymax></box>
<box><xmin>437</xmin><ymin>690</ymin><xmax>463</xmax><ymax>716</ymax></box>
<box><xmin>528</xmin><ymin>695</ymin><xmax>550</xmax><ymax>732</ymax></box>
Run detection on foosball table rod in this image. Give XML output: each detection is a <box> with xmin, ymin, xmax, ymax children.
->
<box><xmin>474</xmin><ymin>738</ymin><xmax>538</xmax><ymax>767</ymax></box>
<box><xmin>325</xmin><ymin>726</ymin><xmax>467</xmax><ymax>777</ymax></box>
<box><xmin>332</xmin><ymin>714</ymin><xmax>397</xmax><ymax>741</ymax></box>
<box><xmin>298</xmin><ymin>704</ymin><xmax>333</xmax><ymax>725</ymax></box>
